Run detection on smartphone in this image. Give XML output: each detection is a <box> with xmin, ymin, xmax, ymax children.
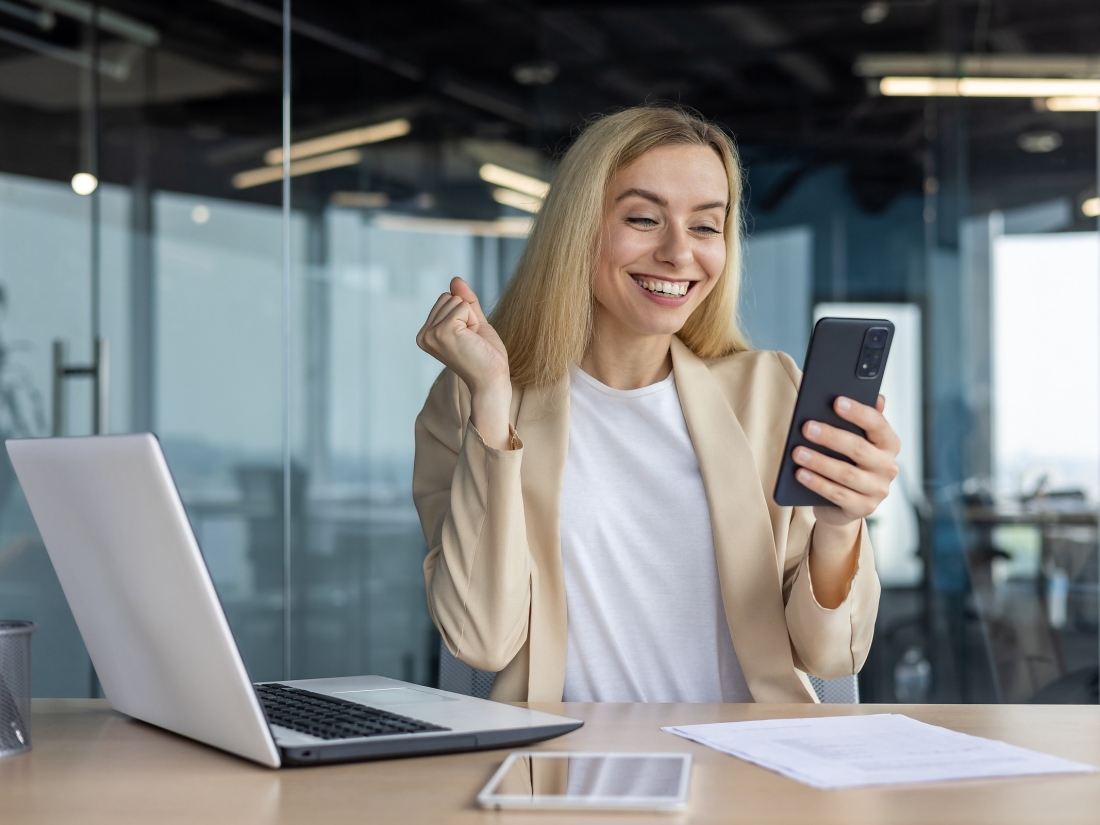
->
<box><xmin>773</xmin><ymin>317</ymin><xmax>894</xmax><ymax>508</ymax></box>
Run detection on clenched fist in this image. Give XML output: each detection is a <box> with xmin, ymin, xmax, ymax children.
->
<box><xmin>416</xmin><ymin>277</ymin><xmax>513</xmax><ymax>450</ymax></box>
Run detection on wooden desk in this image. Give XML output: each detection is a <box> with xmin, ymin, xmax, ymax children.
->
<box><xmin>6</xmin><ymin>700</ymin><xmax>1100</xmax><ymax>824</ymax></box>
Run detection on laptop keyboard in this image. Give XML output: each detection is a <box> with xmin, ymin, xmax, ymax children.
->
<box><xmin>255</xmin><ymin>683</ymin><xmax>451</xmax><ymax>741</ymax></box>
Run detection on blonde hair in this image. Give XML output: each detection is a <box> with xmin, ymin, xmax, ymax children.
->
<box><xmin>490</xmin><ymin>104</ymin><xmax>750</xmax><ymax>388</ymax></box>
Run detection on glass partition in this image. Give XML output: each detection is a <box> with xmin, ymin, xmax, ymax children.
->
<box><xmin>0</xmin><ymin>1</ymin><xmax>288</xmax><ymax>692</ymax></box>
<box><xmin>922</xmin><ymin>94</ymin><xmax>1099</xmax><ymax>703</ymax></box>
<box><xmin>0</xmin><ymin>173</ymin><xmax>98</xmax><ymax>695</ymax></box>
<box><xmin>154</xmin><ymin>192</ymin><xmax>299</xmax><ymax>681</ymax></box>
<box><xmin>1</xmin><ymin>1</ymin><xmax>1097</xmax><ymax>707</ymax></box>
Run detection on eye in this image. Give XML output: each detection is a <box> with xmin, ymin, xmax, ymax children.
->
<box><xmin>693</xmin><ymin>224</ymin><xmax>722</xmax><ymax>235</ymax></box>
<box><xmin>626</xmin><ymin>216</ymin><xmax>658</xmax><ymax>228</ymax></box>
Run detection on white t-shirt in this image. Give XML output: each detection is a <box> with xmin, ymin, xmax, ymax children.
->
<box><xmin>560</xmin><ymin>366</ymin><xmax>752</xmax><ymax>703</ymax></box>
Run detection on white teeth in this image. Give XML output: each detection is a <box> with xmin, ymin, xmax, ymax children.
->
<box><xmin>638</xmin><ymin>278</ymin><xmax>688</xmax><ymax>297</ymax></box>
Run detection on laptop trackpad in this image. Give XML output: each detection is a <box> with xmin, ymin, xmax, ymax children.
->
<box><xmin>333</xmin><ymin>687</ymin><xmax>457</xmax><ymax>706</ymax></box>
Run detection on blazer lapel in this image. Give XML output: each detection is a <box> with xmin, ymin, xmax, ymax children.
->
<box><xmin>515</xmin><ymin>375</ymin><xmax>571</xmax><ymax>701</ymax></box>
<box><xmin>671</xmin><ymin>338</ymin><xmax>811</xmax><ymax>702</ymax></box>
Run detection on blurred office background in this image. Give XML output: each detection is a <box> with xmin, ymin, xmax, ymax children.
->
<box><xmin>0</xmin><ymin>0</ymin><xmax>1097</xmax><ymax>704</ymax></box>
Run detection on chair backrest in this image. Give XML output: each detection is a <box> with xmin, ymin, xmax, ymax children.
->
<box><xmin>438</xmin><ymin>641</ymin><xmax>496</xmax><ymax>700</ymax></box>
<box><xmin>808</xmin><ymin>674</ymin><xmax>860</xmax><ymax>704</ymax></box>
<box><xmin>439</xmin><ymin>640</ymin><xmax>860</xmax><ymax>705</ymax></box>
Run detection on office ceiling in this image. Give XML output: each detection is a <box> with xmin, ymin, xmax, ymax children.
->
<box><xmin>0</xmin><ymin>0</ymin><xmax>1097</xmax><ymax>215</ymax></box>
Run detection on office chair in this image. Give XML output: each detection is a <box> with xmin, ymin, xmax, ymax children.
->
<box><xmin>438</xmin><ymin>641</ymin><xmax>860</xmax><ymax>704</ymax></box>
<box><xmin>437</xmin><ymin>640</ymin><xmax>496</xmax><ymax>700</ymax></box>
<box><xmin>807</xmin><ymin>674</ymin><xmax>860</xmax><ymax>704</ymax></box>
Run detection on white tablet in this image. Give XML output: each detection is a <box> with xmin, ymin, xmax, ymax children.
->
<box><xmin>477</xmin><ymin>751</ymin><xmax>692</xmax><ymax>812</ymax></box>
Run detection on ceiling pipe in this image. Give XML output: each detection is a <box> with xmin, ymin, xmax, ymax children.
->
<box><xmin>0</xmin><ymin>0</ymin><xmax>54</xmax><ymax>30</ymax></box>
<box><xmin>25</xmin><ymin>0</ymin><xmax>159</xmax><ymax>47</ymax></box>
<box><xmin>0</xmin><ymin>23</ymin><xmax>133</xmax><ymax>79</ymax></box>
<box><xmin>207</xmin><ymin>0</ymin><xmax>537</xmax><ymax>126</ymax></box>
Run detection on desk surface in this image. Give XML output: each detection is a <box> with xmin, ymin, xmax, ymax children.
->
<box><xmin>7</xmin><ymin>700</ymin><xmax>1100</xmax><ymax>824</ymax></box>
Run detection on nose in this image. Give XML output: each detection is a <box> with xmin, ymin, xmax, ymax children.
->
<box><xmin>654</xmin><ymin>224</ymin><xmax>693</xmax><ymax>270</ymax></box>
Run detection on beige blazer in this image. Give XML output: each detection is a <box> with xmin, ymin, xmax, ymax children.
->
<box><xmin>413</xmin><ymin>336</ymin><xmax>881</xmax><ymax>703</ymax></box>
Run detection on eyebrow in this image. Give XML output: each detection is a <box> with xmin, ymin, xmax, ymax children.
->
<box><xmin>615</xmin><ymin>187</ymin><xmax>727</xmax><ymax>212</ymax></box>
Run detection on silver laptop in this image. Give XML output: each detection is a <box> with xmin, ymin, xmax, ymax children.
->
<box><xmin>7</xmin><ymin>434</ymin><xmax>581</xmax><ymax>767</ymax></box>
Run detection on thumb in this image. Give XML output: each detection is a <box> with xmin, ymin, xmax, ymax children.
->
<box><xmin>450</xmin><ymin>277</ymin><xmax>487</xmax><ymax>323</ymax></box>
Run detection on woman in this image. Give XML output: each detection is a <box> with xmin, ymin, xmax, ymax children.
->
<box><xmin>413</xmin><ymin>105</ymin><xmax>899</xmax><ymax>704</ymax></box>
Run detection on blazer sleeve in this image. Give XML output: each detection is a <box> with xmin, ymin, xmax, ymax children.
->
<box><xmin>773</xmin><ymin>351</ymin><xmax>882</xmax><ymax>680</ymax></box>
<box><xmin>412</xmin><ymin>369</ymin><xmax>532</xmax><ymax>673</ymax></box>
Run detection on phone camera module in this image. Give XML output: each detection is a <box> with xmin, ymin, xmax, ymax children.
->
<box><xmin>864</xmin><ymin>327</ymin><xmax>889</xmax><ymax>350</ymax></box>
<box><xmin>856</xmin><ymin>327</ymin><xmax>889</xmax><ymax>379</ymax></box>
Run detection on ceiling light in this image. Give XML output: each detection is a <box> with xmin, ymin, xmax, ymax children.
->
<box><xmin>513</xmin><ymin>60</ymin><xmax>559</xmax><ymax>86</ymax></box>
<box><xmin>191</xmin><ymin>204</ymin><xmax>211</xmax><ymax>224</ymax></box>
<box><xmin>856</xmin><ymin>53</ymin><xmax>1100</xmax><ymax>79</ymax></box>
<box><xmin>232</xmin><ymin>149</ymin><xmax>362</xmax><ymax>189</ymax></box>
<box><xmin>1083</xmin><ymin>197</ymin><xmax>1100</xmax><ymax>218</ymax></box>
<box><xmin>1017</xmin><ymin>131</ymin><xmax>1062</xmax><ymax>153</ymax></box>
<box><xmin>1045</xmin><ymin>96</ymin><xmax>1100</xmax><ymax>112</ymax></box>
<box><xmin>479</xmin><ymin>163</ymin><xmax>549</xmax><ymax>199</ymax></box>
<box><xmin>71</xmin><ymin>172</ymin><xmax>97</xmax><ymax>195</ymax></box>
<box><xmin>264</xmin><ymin>118</ymin><xmax>410</xmax><ymax>165</ymax></box>
<box><xmin>492</xmin><ymin>187</ymin><xmax>541</xmax><ymax>214</ymax></box>
<box><xmin>372</xmin><ymin>213</ymin><xmax>533</xmax><ymax>239</ymax></box>
<box><xmin>879</xmin><ymin>76</ymin><xmax>1100</xmax><ymax>98</ymax></box>
<box><xmin>861</xmin><ymin>2</ymin><xmax>889</xmax><ymax>25</ymax></box>
<box><xmin>879</xmin><ymin>77</ymin><xmax>958</xmax><ymax>96</ymax></box>
<box><xmin>330</xmin><ymin>191</ymin><xmax>390</xmax><ymax>209</ymax></box>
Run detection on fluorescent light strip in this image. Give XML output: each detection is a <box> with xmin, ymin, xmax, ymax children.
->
<box><xmin>479</xmin><ymin>163</ymin><xmax>549</xmax><ymax>198</ymax></box>
<box><xmin>372</xmin><ymin>214</ymin><xmax>533</xmax><ymax>238</ymax></box>
<box><xmin>880</xmin><ymin>76</ymin><xmax>1100</xmax><ymax>98</ymax></box>
<box><xmin>492</xmin><ymin>187</ymin><xmax>541</xmax><ymax>213</ymax></box>
<box><xmin>1045</xmin><ymin>96</ymin><xmax>1100</xmax><ymax>112</ymax></box>
<box><xmin>855</xmin><ymin>53</ymin><xmax>1100</xmax><ymax>80</ymax></box>
<box><xmin>265</xmin><ymin>118</ymin><xmax>410</xmax><ymax>165</ymax></box>
<box><xmin>330</xmin><ymin>191</ymin><xmax>390</xmax><ymax>208</ymax></box>
<box><xmin>232</xmin><ymin>149</ymin><xmax>362</xmax><ymax>189</ymax></box>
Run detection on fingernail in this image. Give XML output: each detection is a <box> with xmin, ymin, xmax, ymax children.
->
<box><xmin>837</xmin><ymin>397</ymin><xmax>851</xmax><ymax>412</ymax></box>
<box><xmin>797</xmin><ymin>469</ymin><xmax>811</xmax><ymax>483</ymax></box>
<box><xmin>805</xmin><ymin>422</ymin><xmax>821</xmax><ymax>437</ymax></box>
<box><xmin>795</xmin><ymin>448</ymin><xmax>811</xmax><ymax>463</ymax></box>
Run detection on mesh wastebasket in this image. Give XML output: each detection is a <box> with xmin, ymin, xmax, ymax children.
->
<box><xmin>0</xmin><ymin>621</ymin><xmax>34</xmax><ymax>757</ymax></box>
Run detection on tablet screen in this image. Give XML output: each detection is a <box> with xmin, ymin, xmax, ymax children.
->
<box><xmin>478</xmin><ymin>752</ymin><xmax>692</xmax><ymax>811</ymax></box>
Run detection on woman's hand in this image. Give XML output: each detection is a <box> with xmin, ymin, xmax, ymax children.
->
<box><xmin>416</xmin><ymin>277</ymin><xmax>513</xmax><ymax>450</ymax></box>
<box><xmin>794</xmin><ymin>395</ymin><xmax>900</xmax><ymax>607</ymax></box>
<box><xmin>793</xmin><ymin>395</ymin><xmax>901</xmax><ymax>527</ymax></box>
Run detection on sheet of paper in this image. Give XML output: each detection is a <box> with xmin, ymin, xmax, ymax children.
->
<box><xmin>663</xmin><ymin>714</ymin><xmax>1095</xmax><ymax>790</ymax></box>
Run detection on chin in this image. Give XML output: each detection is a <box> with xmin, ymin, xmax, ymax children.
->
<box><xmin>629</xmin><ymin>311</ymin><xmax>692</xmax><ymax>338</ymax></box>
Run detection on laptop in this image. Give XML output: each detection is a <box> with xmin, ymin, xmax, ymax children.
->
<box><xmin>7</xmin><ymin>434</ymin><xmax>581</xmax><ymax>767</ymax></box>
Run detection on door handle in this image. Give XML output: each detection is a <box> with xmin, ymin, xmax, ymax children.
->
<box><xmin>51</xmin><ymin>338</ymin><xmax>109</xmax><ymax>436</ymax></box>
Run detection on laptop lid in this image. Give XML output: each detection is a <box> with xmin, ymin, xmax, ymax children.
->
<box><xmin>7</xmin><ymin>434</ymin><xmax>281</xmax><ymax>768</ymax></box>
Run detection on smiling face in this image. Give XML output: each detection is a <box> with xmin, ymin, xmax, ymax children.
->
<box><xmin>592</xmin><ymin>144</ymin><xmax>729</xmax><ymax>340</ymax></box>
